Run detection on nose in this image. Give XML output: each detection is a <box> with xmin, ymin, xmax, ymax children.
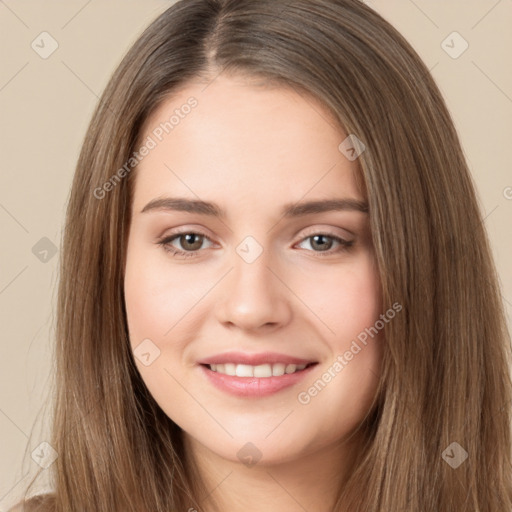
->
<box><xmin>214</xmin><ymin>245</ymin><xmax>293</xmax><ymax>332</ymax></box>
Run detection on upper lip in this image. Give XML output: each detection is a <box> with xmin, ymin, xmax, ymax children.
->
<box><xmin>198</xmin><ymin>351</ymin><xmax>317</xmax><ymax>366</ymax></box>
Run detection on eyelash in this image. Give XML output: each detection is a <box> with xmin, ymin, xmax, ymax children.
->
<box><xmin>157</xmin><ymin>229</ymin><xmax>354</xmax><ymax>259</ymax></box>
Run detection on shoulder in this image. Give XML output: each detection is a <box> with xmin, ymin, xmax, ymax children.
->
<box><xmin>7</xmin><ymin>494</ymin><xmax>56</xmax><ymax>512</ymax></box>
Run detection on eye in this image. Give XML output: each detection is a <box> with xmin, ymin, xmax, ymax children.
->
<box><xmin>157</xmin><ymin>230</ymin><xmax>354</xmax><ymax>259</ymax></box>
<box><xmin>157</xmin><ymin>231</ymin><xmax>214</xmax><ymax>258</ymax></box>
<box><xmin>295</xmin><ymin>233</ymin><xmax>354</xmax><ymax>257</ymax></box>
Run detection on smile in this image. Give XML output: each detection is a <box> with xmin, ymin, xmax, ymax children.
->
<box><xmin>199</xmin><ymin>362</ymin><xmax>318</xmax><ymax>397</ymax></box>
<box><xmin>206</xmin><ymin>362</ymin><xmax>312</xmax><ymax>377</ymax></box>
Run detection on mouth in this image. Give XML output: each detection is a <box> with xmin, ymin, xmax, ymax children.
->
<box><xmin>201</xmin><ymin>362</ymin><xmax>317</xmax><ymax>378</ymax></box>
<box><xmin>198</xmin><ymin>361</ymin><xmax>319</xmax><ymax>397</ymax></box>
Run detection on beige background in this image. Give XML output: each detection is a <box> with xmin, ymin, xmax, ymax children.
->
<box><xmin>1</xmin><ymin>0</ymin><xmax>511</xmax><ymax>508</ymax></box>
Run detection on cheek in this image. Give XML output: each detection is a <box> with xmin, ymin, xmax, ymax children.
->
<box><xmin>124</xmin><ymin>245</ymin><xmax>207</xmax><ymax>345</ymax></box>
<box><xmin>294</xmin><ymin>254</ymin><xmax>383</xmax><ymax>417</ymax></box>
<box><xmin>123</xmin><ymin>246</ymin><xmax>200</xmax><ymax>410</ymax></box>
<box><xmin>303</xmin><ymin>252</ymin><xmax>382</xmax><ymax>344</ymax></box>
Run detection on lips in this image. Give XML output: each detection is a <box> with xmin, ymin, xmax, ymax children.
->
<box><xmin>197</xmin><ymin>351</ymin><xmax>317</xmax><ymax>366</ymax></box>
<box><xmin>199</xmin><ymin>361</ymin><xmax>318</xmax><ymax>397</ymax></box>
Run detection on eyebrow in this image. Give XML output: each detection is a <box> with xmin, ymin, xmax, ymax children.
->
<box><xmin>141</xmin><ymin>196</ymin><xmax>369</xmax><ymax>219</ymax></box>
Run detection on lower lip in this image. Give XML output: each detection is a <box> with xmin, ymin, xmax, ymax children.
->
<box><xmin>199</xmin><ymin>363</ymin><xmax>318</xmax><ymax>397</ymax></box>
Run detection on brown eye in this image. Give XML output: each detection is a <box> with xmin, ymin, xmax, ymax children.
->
<box><xmin>309</xmin><ymin>234</ymin><xmax>335</xmax><ymax>251</ymax></box>
<box><xmin>176</xmin><ymin>233</ymin><xmax>205</xmax><ymax>251</ymax></box>
<box><xmin>157</xmin><ymin>231</ymin><xmax>213</xmax><ymax>258</ymax></box>
<box><xmin>296</xmin><ymin>233</ymin><xmax>354</xmax><ymax>256</ymax></box>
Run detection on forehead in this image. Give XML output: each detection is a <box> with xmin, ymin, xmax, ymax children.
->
<box><xmin>132</xmin><ymin>75</ymin><xmax>362</xmax><ymax>213</ymax></box>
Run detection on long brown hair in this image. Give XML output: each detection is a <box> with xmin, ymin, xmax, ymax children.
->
<box><xmin>13</xmin><ymin>0</ymin><xmax>512</xmax><ymax>510</ymax></box>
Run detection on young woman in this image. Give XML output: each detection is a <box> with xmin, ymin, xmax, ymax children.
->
<box><xmin>11</xmin><ymin>0</ymin><xmax>512</xmax><ymax>510</ymax></box>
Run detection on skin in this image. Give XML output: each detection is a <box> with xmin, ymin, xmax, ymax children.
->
<box><xmin>124</xmin><ymin>73</ymin><xmax>384</xmax><ymax>512</ymax></box>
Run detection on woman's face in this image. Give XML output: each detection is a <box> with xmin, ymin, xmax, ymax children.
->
<box><xmin>124</xmin><ymin>74</ymin><xmax>384</xmax><ymax>466</ymax></box>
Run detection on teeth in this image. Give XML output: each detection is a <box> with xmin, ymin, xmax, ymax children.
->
<box><xmin>209</xmin><ymin>362</ymin><xmax>308</xmax><ymax>377</ymax></box>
